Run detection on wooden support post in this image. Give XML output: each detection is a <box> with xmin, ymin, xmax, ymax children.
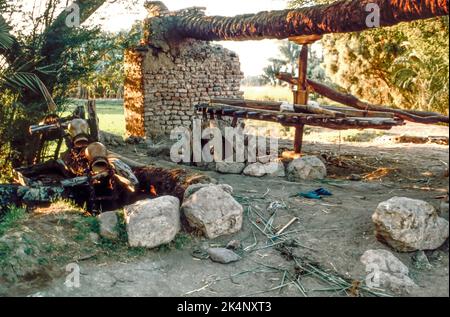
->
<box><xmin>293</xmin><ymin>44</ymin><xmax>309</xmax><ymax>153</ymax></box>
<box><xmin>297</xmin><ymin>44</ymin><xmax>309</xmax><ymax>104</ymax></box>
<box><xmin>294</xmin><ymin>124</ymin><xmax>305</xmax><ymax>153</ymax></box>
<box><xmin>87</xmin><ymin>100</ymin><xmax>99</xmax><ymax>142</ymax></box>
<box><xmin>53</xmin><ymin>137</ymin><xmax>63</xmax><ymax>160</ymax></box>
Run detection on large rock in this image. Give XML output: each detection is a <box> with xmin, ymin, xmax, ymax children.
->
<box><xmin>287</xmin><ymin>156</ymin><xmax>327</xmax><ymax>181</ymax></box>
<box><xmin>125</xmin><ymin>196</ymin><xmax>181</xmax><ymax>248</ymax></box>
<box><xmin>99</xmin><ymin>131</ymin><xmax>125</xmax><ymax>146</ymax></box>
<box><xmin>215</xmin><ymin>162</ymin><xmax>246</xmax><ymax>174</ymax></box>
<box><xmin>181</xmin><ymin>184</ymin><xmax>243</xmax><ymax>239</ymax></box>
<box><xmin>183</xmin><ymin>183</ymin><xmax>233</xmax><ymax>200</ymax></box>
<box><xmin>243</xmin><ymin>162</ymin><xmax>266</xmax><ymax>177</ymax></box>
<box><xmin>361</xmin><ymin>249</ymin><xmax>417</xmax><ymax>294</ymax></box>
<box><xmin>264</xmin><ymin>161</ymin><xmax>286</xmax><ymax>177</ymax></box>
<box><xmin>372</xmin><ymin>197</ymin><xmax>449</xmax><ymax>252</ymax></box>
<box><xmin>98</xmin><ymin>211</ymin><xmax>119</xmax><ymax>240</ymax></box>
<box><xmin>207</xmin><ymin>248</ymin><xmax>241</xmax><ymax>264</ymax></box>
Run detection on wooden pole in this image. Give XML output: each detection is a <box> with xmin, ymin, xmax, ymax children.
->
<box><xmin>87</xmin><ymin>100</ymin><xmax>99</xmax><ymax>142</ymax></box>
<box><xmin>294</xmin><ymin>124</ymin><xmax>305</xmax><ymax>153</ymax></box>
<box><xmin>276</xmin><ymin>72</ymin><xmax>449</xmax><ymax>124</ymax></box>
<box><xmin>294</xmin><ymin>44</ymin><xmax>309</xmax><ymax>154</ymax></box>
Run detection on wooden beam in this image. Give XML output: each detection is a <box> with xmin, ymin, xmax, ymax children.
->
<box><xmin>276</xmin><ymin>72</ymin><xmax>449</xmax><ymax>124</ymax></box>
<box><xmin>211</xmin><ymin>98</ymin><xmax>345</xmax><ymax>118</ymax></box>
<box><xmin>87</xmin><ymin>100</ymin><xmax>99</xmax><ymax>142</ymax></box>
<box><xmin>289</xmin><ymin>35</ymin><xmax>323</xmax><ymax>45</ymax></box>
<box><xmin>293</xmin><ymin>44</ymin><xmax>310</xmax><ymax>154</ymax></box>
<box><xmin>199</xmin><ymin>103</ymin><xmax>402</xmax><ymax>130</ymax></box>
<box><xmin>161</xmin><ymin>0</ymin><xmax>449</xmax><ymax>42</ymax></box>
<box><xmin>307</xmin><ymin>79</ymin><xmax>450</xmax><ymax>124</ymax></box>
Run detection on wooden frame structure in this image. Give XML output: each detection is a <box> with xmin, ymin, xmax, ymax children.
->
<box><xmin>196</xmin><ymin>34</ymin><xmax>448</xmax><ymax>154</ymax></box>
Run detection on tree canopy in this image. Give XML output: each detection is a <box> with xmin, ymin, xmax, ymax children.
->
<box><xmin>290</xmin><ymin>0</ymin><xmax>449</xmax><ymax>114</ymax></box>
<box><xmin>0</xmin><ymin>0</ymin><xmax>140</xmax><ymax>178</ymax></box>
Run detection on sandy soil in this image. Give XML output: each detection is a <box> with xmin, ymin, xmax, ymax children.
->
<box><xmin>4</xmin><ymin>123</ymin><xmax>450</xmax><ymax>297</ymax></box>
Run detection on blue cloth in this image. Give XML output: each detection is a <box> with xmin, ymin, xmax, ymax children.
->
<box><xmin>298</xmin><ymin>187</ymin><xmax>332</xmax><ymax>200</ymax></box>
<box><xmin>314</xmin><ymin>188</ymin><xmax>333</xmax><ymax>196</ymax></box>
<box><xmin>299</xmin><ymin>192</ymin><xmax>322</xmax><ymax>200</ymax></box>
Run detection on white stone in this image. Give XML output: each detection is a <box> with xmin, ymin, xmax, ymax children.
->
<box><xmin>215</xmin><ymin>162</ymin><xmax>246</xmax><ymax>174</ymax></box>
<box><xmin>208</xmin><ymin>248</ymin><xmax>240</xmax><ymax>264</ymax></box>
<box><xmin>183</xmin><ymin>183</ymin><xmax>233</xmax><ymax>200</ymax></box>
<box><xmin>287</xmin><ymin>156</ymin><xmax>327</xmax><ymax>181</ymax></box>
<box><xmin>361</xmin><ymin>249</ymin><xmax>418</xmax><ymax>294</ymax></box>
<box><xmin>125</xmin><ymin>196</ymin><xmax>181</xmax><ymax>248</ymax></box>
<box><xmin>243</xmin><ymin>162</ymin><xmax>266</xmax><ymax>177</ymax></box>
<box><xmin>372</xmin><ymin>197</ymin><xmax>449</xmax><ymax>252</ymax></box>
<box><xmin>246</xmin><ymin>139</ymin><xmax>278</xmax><ymax>164</ymax></box>
<box><xmin>264</xmin><ymin>161</ymin><xmax>286</xmax><ymax>177</ymax></box>
<box><xmin>181</xmin><ymin>185</ymin><xmax>243</xmax><ymax>239</ymax></box>
<box><xmin>97</xmin><ymin>211</ymin><xmax>119</xmax><ymax>240</ymax></box>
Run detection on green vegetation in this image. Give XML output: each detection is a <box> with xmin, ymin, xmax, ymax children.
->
<box><xmin>289</xmin><ymin>0</ymin><xmax>449</xmax><ymax>114</ymax></box>
<box><xmin>0</xmin><ymin>0</ymin><xmax>140</xmax><ymax>180</ymax></box>
<box><xmin>261</xmin><ymin>41</ymin><xmax>327</xmax><ymax>86</ymax></box>
<box><xmin>74</xmin><ymin>216</ymin><xmax>100</xmax><ymax>242</ymax></box>
<box><xmin>342</xmin><ymin>131</ymin><xmax>385</xmax><ymax>143</ymax></box>
<box><xmin>0</xmin><ymin>206</ymin><xmax>26</xmax><ymax>236</ymax></box>
<box><xmin>68</xmin><ymin>99</ymin><xmax>126</xmax><ymax>136</ymax></box>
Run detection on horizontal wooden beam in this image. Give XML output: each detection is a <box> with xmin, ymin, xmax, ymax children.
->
<box><xmin>196</xmin><ymin>103</ymin><xmax>403</xmax><ymax>130</ymax></box>
<box><xmin>211</xmin><ymin>97</ymin><xmax>345</xmax><ymax>118</ymax></box>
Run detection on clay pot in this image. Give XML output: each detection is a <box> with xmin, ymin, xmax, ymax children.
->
<box><xmin>68</xmin><ymin>119</ymin><xmax>90</xmax><ymax>148</ymax></box>
<box><xmin>85</xmin><ymin>142</ymin><xmax>109</xmax><ymax>174</ymax></box>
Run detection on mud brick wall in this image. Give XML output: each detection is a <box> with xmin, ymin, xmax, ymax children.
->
<box><xmin>124</xmin><ymin>39</ymin><xmax>244</xmax><ymax>138</ymax></box>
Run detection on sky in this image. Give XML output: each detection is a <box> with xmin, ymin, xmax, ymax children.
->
<box><xmin>8</xmin><ymin>0</ymin><xmax>290</xmax><ymax>77</ymax></box>
<box><xmin>96</xmin><ymin>0</ymin><xmax>290</xmax><ymax>76</ymax></box>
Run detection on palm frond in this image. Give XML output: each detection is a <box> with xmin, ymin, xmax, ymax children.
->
<box><xmin>0</xmin><ymin>16</ymin><xmax>14</xmax><ymax>50</ymax></box>
<box><xmin>0</xmin><ymin>72</ymin><xmax>56</xmax><ymax>111</ymax></box>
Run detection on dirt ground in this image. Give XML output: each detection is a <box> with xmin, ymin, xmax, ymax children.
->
<box><xmin>2</xmin><ymin>123</ymin><xmax>449</xmax><ymax>297</ymax></box>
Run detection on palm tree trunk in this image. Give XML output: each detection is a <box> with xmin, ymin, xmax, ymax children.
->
<box><xmin>155</xmin><ymin>0</ymin><xmax>448</xmax><ymax>42</ymax></box>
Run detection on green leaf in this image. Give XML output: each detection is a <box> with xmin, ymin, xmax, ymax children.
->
<box><xmin>0</xmin><ymin>16</ymin><xmax>14</xmax><ymax>50</ymax></box>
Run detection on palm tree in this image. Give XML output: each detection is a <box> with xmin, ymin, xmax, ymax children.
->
<box><xmin>0</xmin><ymin>15</ymin><xmax>55</xmax><ymax>109</ymax></box>
<box><xmin>392</xmin><ymin>43</ymin><xmax>449</xmax><ymax>113</ymax></box>
<box><xmin>278</xmin><ymin>42</ymin><xmax>301</xmax><ymax>76</ymax></box>
<box><xmin>1</xmin><ymin>14</ymin><xmax>56</xmax><ymax>174</ymax></box>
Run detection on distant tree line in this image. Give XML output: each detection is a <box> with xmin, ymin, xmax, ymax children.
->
<box><xmin>258</xmin><ymin>41</ymin><xmax>327</xmax><ymax>86</ymax></box>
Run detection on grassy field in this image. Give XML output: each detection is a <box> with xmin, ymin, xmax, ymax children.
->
<box><xmin>66</xmin><ymin>99</ymin><xmax>126</xmax><ymax>136</ymax></box>
<box><xmin>242</xmin><ymin>85</ymin><xmax>293</xmax><ymax>103</ymax></box>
